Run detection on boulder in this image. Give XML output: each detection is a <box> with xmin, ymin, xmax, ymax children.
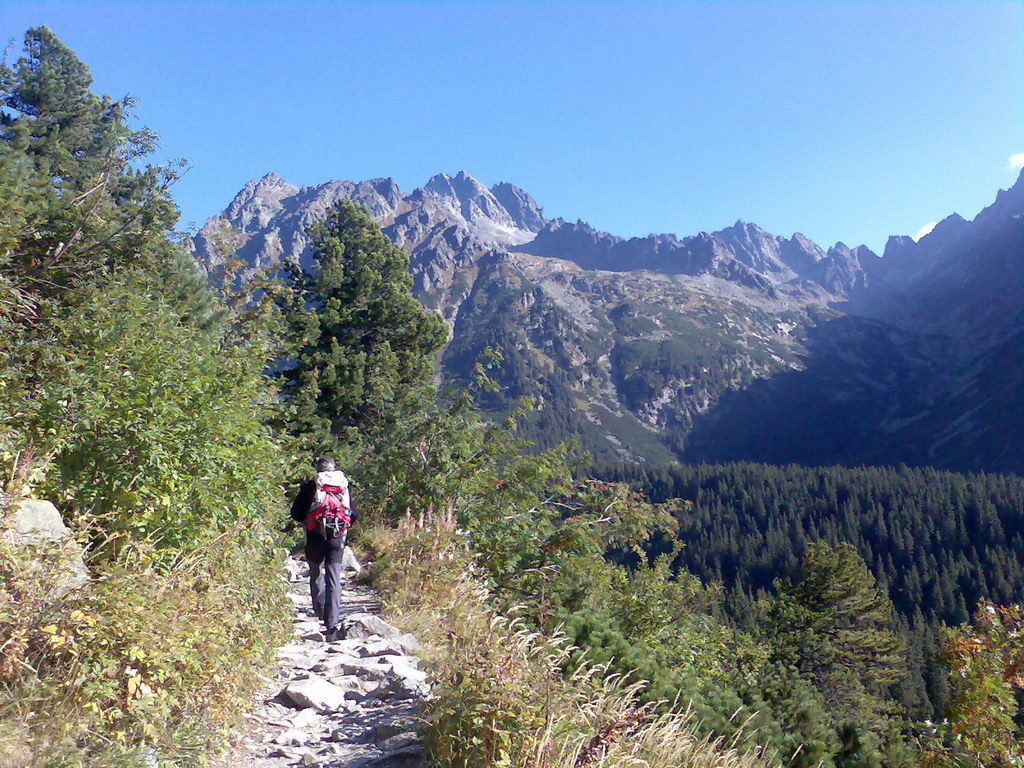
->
<box><xmin>282</xmin><ymin>676</ymin><xmax>351</xmax><ymax>711</ymax></box>
<box><xmin>387</xmin><ymin>657</ymin><xmax>427</xmax><ymax>686</ymax></box>
<box><xmin>341</xmin><ymin>546</ymin><xmax>362</xmax><ymax>574</ymax></box>
<box><xmin>343</xmin><ymin>613</ymin><xmax>401</xmax><ymax>640</ymax></box>
<box><xmin>2</xmin><ymin>499</ymin><xmax>87</xmax><ymax>595</ymax></box>
<box><xmin>395</xmin><ymin>633</ymin><xmax>421</xmax><ymax>653</ymax></box>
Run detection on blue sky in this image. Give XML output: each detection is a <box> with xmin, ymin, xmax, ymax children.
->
<box><xmin>3</xmin><ymin>1</ymin><xmax>1022</xmax><ymax>252</ymax></box>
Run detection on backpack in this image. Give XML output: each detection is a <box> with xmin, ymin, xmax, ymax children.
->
<box><xmin>305</xmin><ymin>470</ymin><xmax>351</xmax><ymax>539</ymax></box>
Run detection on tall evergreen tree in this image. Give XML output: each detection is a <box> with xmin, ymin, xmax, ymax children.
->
<box><xmin>0</xmin><ymin>26</ymin><xmax>179</xmax><ymax>310</ymax></box>
<box><xmin>279</xmin><ymin>199</ymin><xmax>447</xmax><ymax>457</ymax></box>
<box><xmin>765</xmin><ymin>542</ymin><xmax>905</xmax><ymax>766</ymax></box>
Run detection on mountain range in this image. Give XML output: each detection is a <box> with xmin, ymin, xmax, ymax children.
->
<box><xmin>189</xmin><ymin>168</ymin><xmax>1024</xmax><ymax>474</ymax></box>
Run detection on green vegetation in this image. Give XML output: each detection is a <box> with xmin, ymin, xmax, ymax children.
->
<box><xmin>0</xmin><ymin>28</ymin><xmax>288</xmax><ymax>765</ymax></box>
<box><xmin>365</xmin><ymin>510</ymin><xmax>770</xmax><ymax>768</ymax></box>
<box><xmin>924</xmin><ymin>602</ymin><xmax>1023</xmax><ymax>767</ymax></box>
<box><xmin>278</xmin><ymin>200</ymin><xmax>447</xmax><ymax>458</ymax></box>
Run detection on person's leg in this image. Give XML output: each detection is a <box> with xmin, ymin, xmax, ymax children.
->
<box><xmin>322</xmin><ymin>537</ymin><xmax>345</xmax><ymax>633</ymax></box>
<box><xmin>305</xmin><ymin>534</ymin><xmax>327</xmax><ymax>622</ymax></box>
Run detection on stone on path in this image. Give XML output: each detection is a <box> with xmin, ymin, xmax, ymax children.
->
<box><xmin>282</xmin><ymin>675</ymin><xmax>351</xmax><ymax>711</ymax></box>
<box><xmin>342</xmin><ymin>545</ymin><xmax>362</xmax><ymax>574</ymax></box>
<box><xmin>361</xmin><ymin>637</ymin><xmax>414</xmax><ymax>658</ymax></box>
<box><xmin>343</xmin><ymin>612</ymin><xmax>402</xmax><ymax>640</ymax></box>
<box><xmin>388</xmin><ymin>657</ymin><xmax>428</xmax><ymax>685</ymax></box>
<box><xmin>224</xmin><ymin>554</ymin><xmax>427</xmax><ymax>768</ymax></box>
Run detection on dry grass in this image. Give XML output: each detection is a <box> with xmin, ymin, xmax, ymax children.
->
<box><xmin>364</xmin><ymin>508</ymin><xmax>772</xmax><ymax>768</ymax></box>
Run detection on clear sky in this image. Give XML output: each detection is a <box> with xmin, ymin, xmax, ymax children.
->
<box><xmin>3</xmin><ymin>1</ymin><xmax>1022</xmax><ymax>252</ymax></box>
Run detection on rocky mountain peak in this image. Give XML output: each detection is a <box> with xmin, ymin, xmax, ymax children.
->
<box><xmin>711</xmin><ymin>220</ymin><xmax>792</xmax><ymax>277</ymax></box>
<box><xmin>490</xmin><ymin>182</ymin><xmax>547</xmax><ymax>232</ymax></box>
<box><xmin>779</xmin><ymin>232</ymin><xmax>826</xmax><ymax>278</ymax></box>
<box><xmin>883</xmin><ymin>235</ymin><xmax>916</xmax><ymax>261</ymax></box>
<box><xmin>918</xmin><ymin>212</ymin><xmax>968</xmax><ymax>246</ymax></box>
<box><xmin>224</xmin><ymin>172</ymin><xmax>300</xmax><ymax>231</ymax></box>
<box><xmin>976</xmin><ymin>168</ymin><xmax>1024</xmax><ymax>226</ymax></box>
<box><xmin>412</xmin><ymin>171</ymin><xmax>536</xmax><ymax>246</ymax></box>
<box><xmin>256</xmin><ymin>171</ymin><xmax>293</xmax><ymax>189</ymax></box>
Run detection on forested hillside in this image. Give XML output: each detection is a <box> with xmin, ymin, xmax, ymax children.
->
<box><xmin>597</xmin><ymin>462</ymin><xmax>1024</xmax><ymax>623</ymax></box>
<box><xmin>594</xmin><ymin>460</ymin><xmax>1024</xmax><ymax>717</ymax></box>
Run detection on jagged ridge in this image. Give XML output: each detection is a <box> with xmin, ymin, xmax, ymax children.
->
<box><xmin>190</xmin><ymin>169</ymin><xmax>1024</xmax><ymax>473</ymax></box>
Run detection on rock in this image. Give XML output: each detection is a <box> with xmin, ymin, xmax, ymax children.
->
<box><xmin>343</xmin><ymin>613</ymin><xmax>401</xmax><ymax>640</ymax></box>
<box><xmin>316</xmin><ymin>655</ymin><xmax>393</xmax><ymax>681</ymax></box>
<box><xmin>380</xmin><ymin>731</ymin><xmax>421</xmax><ymax>751</ymax></box>
<box><xmin>366</xmin><ymin>677</ymin><xmax>424</xmax><ymax>702</ymax></box>
<box><xmin>372</xmin><ymin>721</ymin><xmax>412</xmax><ymax>740</ymax></box>
<box><xmin>9</xmin><ymin>499</ymin><xmax>69</xmax><ymax>539</ymax></box>
<box><xmin>2</xmin><ymin>499</ymin><xmax>88</xmax><ymax>595</ymax></box>
<box><xmin>290</xmin><ymin>708</ymin><xmax>322</xmax><ymax>729</ymax></box>
<box><xmin>327</xmin><ymin>638</ymin><xmax>366</xmax><ymax>655</ymax></box>
<box><xmin>387</xmin><ymin>658</ymin><xmax>427</xmax><ymax>686</ymax></box>
<box><xmin>341</xmin><ymin>546</ymin><xmax>362</xmax><ymax>574</ymax></box>
<box><xmin>364</xmin><ymin>743</ymin><xmax>424</xmax><ymax>766</ymax></box>
<box><xmin>361</xmin><ymin>638</ymin><xmax>412</xmax><ymax>658</ymax></box>
<box><xmin>395</xmin><ymin>633</ymin><xmax>421</xmax><ymax>653</ymax></box>
<box><xmin>282</xmin><ymin>676</ymin><xmax>351</xmax><ymax>711</ymax></box>
<box><xmin>273</xmin><ymin>728</ymin><xmax>310</xmax><ymax>746</ymax></box>
<box><xmin>277</xmin><ymin>643</ymin><xmax>311</xmax><ymax>660</ymax></box>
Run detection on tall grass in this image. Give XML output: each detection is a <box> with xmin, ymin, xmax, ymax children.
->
<box><xmin>365</xmin><ymin>509</ymin><xmax>772</xmax><ymax>768</ymax></box>
<box><xmin>0</xmin><ymin>508</ymin><xmax>289</xmax><ymax>767</ymax></box>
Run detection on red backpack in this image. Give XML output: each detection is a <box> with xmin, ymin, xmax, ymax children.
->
<box><xmin>306</xmin><ymin>471</ymin><xmax>351</xmax><ymax>539</ymax></box>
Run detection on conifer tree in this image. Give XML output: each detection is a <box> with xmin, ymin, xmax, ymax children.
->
<box><xmin>0</xmin><ymin>25</ymin><xmax>180</xmax><ymax>314</ymax></box>
<box><xmin>766</xmin><ymin>542</ymin><xmax>905</xmax><ymax>766</ymax></box>
<box><xmin>279</xmin><ymin>199</ymin><xmax>447</xmax><ymax>457</ymax></box>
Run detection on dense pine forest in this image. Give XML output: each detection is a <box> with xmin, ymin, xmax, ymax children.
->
<box><xmin>1</xmin><ymin>26</ymin><xmax>1021</xmax><ymax>768</ymax></box>
<box><xmin>593</xmin><ymin>460</ymin><xmax>1024</xmax><ymax>719</ymax></box>
<box><xmin>594</xmin><ymin>462</ymin><xmax>1024</xmax><ymax>625</ymax></box>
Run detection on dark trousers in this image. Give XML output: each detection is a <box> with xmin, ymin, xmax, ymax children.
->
<box><xmin>305</xmin><ymin>531</ymin><xmax>345</xmax><ymax>630</ymax></box>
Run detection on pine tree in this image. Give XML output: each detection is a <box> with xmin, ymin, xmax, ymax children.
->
<box><xmin>766</xmin><ymin>542</ymin><xmax>905</xmax><ymax>766</ymax></box>
<box><xmin>278</xmin><ymin>199</ymin><xmax>447</xmax><ymax>457</ymax></box>
<box><xmin>0</xmin><ymin>25</ymin><xmax>179</xmax><ymax>314</ymax></box>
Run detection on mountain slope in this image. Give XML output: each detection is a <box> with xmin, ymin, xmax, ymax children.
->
<box><xmin>190</xmin><ymin>170</ymin><xmax>1024</xmax><ymax>472</ymax></box>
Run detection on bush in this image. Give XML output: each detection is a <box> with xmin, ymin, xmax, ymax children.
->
<box><xmin>0</xmin><ymin>527</ymin><xmax>289</xmax><ymax>767</ymax></box>
<box><xmin>366</xmin><ymin>509</ymin><xmax>772</xmax><ymax>768</ymax></box>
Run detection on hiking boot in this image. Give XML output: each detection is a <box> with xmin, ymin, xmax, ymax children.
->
<box><xmin>325</xmin><ymin>626</ymin><xmax>346</xmax><ymax>642</ymax></box>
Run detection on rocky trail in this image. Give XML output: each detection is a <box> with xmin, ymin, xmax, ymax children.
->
<box><xmin>227</xmin><ymin>553</ymin><xmax>427</xmax><ymax>768</ymax></box>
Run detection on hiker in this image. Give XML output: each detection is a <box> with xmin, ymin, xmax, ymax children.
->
<box><xmin>290</xmin><ymin>456</ymin><xmax>356</xmax><ymax>641</ymax></box>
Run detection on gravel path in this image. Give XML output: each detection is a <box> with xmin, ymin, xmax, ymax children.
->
<box><xmin>226</xmin><ymin>553</ymin><xmax>427</xmax><ymax>768</ymax></box>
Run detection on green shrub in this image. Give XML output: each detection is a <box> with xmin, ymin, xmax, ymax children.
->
<box><xmin>0</xmin><ymin>528</ymin><xmax>289</xmax><ymax>767</ymax></box>
<box><xmin>366</xmin><ymin>510</ymin><xmax>772</xmax><ymax>768</ymax></box>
